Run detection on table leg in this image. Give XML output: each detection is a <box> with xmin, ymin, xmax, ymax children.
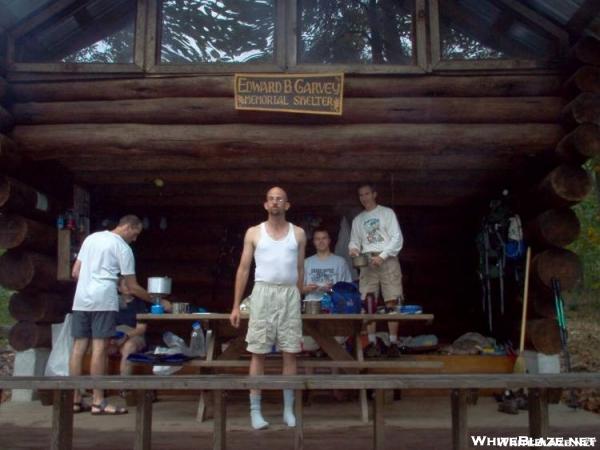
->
<box><xmin>356</xmin><ymin>334</ymin><xmax>369</xmax><ymax>423</ymax></box>
<box><xmin>197</xmin><ymin>329</ymin><xmax>216</xmax><ymax>422</ymax></box>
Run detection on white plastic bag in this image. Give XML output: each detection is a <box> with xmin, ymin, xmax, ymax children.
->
<box><xmin>44</xmin><ymin>314</ymin><xmax>73</xmax><ymax>376</ymax></box>
<box><xmin>152</xmin><ymin>346</ymin><xmax>184</xmax><ymax>376</ymax></box>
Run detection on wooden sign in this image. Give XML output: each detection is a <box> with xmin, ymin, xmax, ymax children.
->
<box><xmin>234</xmin><ymin>73</ymin><xmax>344</xmax><ymax>115</ymax></box>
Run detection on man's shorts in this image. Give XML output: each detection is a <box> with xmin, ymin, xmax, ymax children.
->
<box><xmin>71</xmin><ymin>310</ymin><xmax>117</xmax><ymax>339</ymax></box>
<box><xmin>359</xmin><ymin>256</ymin><xmax>404</xmax><ymax>303</ymax></box>
<box><xmin>246</xmin><ymin>282</ymin><xmax>302</xmax><ymax>354</ymax></box>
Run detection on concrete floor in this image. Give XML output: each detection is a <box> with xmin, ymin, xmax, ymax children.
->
<box><xmin>1</xmin><ymin>392</ymin><xmax>599</xmax><ymax>449</ymax></box>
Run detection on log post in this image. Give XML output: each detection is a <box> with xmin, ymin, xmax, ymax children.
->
<box><xmin>0</xmin><ymin>176</ymin><xmax>60</xmax><ymax>222</ymax></box>
<box><xmin>530</xmin><ymin>293</ymin><xmax>556</xmax><ymax>319</ymax></box>
<box><xmin>0</xmin><ymin>249</ymin><xmax>59</xmax><ymax>291</ymax></box>
<box><xmin>564</xmin><ymin>66</ymin><xmax>600</xmax><ymax>96</ymax></box>
<box><xmin>525</xmin><ymin>209</ymin><xmax>581</xmax><ymax>248</ymax></box>
<box><xmin>527</xmin><ymin>318</ymin><xmax>562</xmax><ymax>355</ymax></box>
<box><xmin>0</xmin><ymin>106</ymin><xmax>13</xmax><ymax>132</ymax></box>
<box><xmin>9</xmin><ymin>290</ymin><xmax>71</xmax><ymax>323</ymax></box>
<box><xmin>531</xmin><ymin>248</ymin><xmax>583</xmax><ymax>291</ymax></box>
<box><xmin>555</xmin><ymin>124</ymin><xmax>600</xmax><ymax>164</ymax></box>
<box><xmin>8</xmin><ymin>321</ymin><xmax>52</xmax><ymax>351</ymax></box>
<box><xmin>569</xmin><ymin>36</ymin><xmax>600</xmax><ymax>67</ymax></box>
<box><xmin>562</xmin><ymin>93</ymin><xmax>600</xmax><ymax>126</ymax></box>
<box><xmin>0</xmin><ymin>135</ymin><xmax>22</xmax><ymax>172</ymax></box>
<box><xmin>530</xmin><ymin>165</ymin><xmax>593</xmax><ymax>210</ymax></box>
<box><xmin>0</xmin><ymin>213</ymin><xmax>57</xmax><ymax>253</ymax></box>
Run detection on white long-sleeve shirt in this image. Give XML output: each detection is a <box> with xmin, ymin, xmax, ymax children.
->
<box><xmin>348</xmin><ymin>205</ymin><xmax>403</xmax><ymax>260</ymax></box>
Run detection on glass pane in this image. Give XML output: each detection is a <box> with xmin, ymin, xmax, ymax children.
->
<box><xmin>299</xmin><ymin>0</ymin><xmax>415</xmax><ymax>65</ymax></box>
<box><xmin>15</xmin><ymin>0</ymin><xmax>135</xmax><ymax>63</ymax></box>
<box><xmin>439</xmin><ymin>0</ymin><xmax>558</xmax><ymax>60</ymax></box>
<box><xmin>159</xmin><ymin>0</ymin><xmax>275</xmax><ymax>64</ymax></box>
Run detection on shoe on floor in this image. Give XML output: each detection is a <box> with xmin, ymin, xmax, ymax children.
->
<box><xmin>364</xmin><ymin>342</ymin><xmax>382</xmax><ymax>358</ymax></box>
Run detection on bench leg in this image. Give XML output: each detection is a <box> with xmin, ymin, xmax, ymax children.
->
<box><xmin>134</xmin><ymin>390</ymin><xmax>153</xmax><ymax>450</ymax></box>
<box><xmin>451</xmin><ymin>389</ymin><xmax>468</xmax><ymax>450</ymax></box>
<box><xmin>213</xmin><ymin>390</ymin><xmax>226</xmax><ymax>450</ymax></box>
<box><xmin>197</xmin><ymin>390</ymin><xmax>212</xmax><ymax>422</ymax></box>
<box><xmin>373</xmin><ymin>389</ymin><xmax>385</xmax><ymax>450</ymax></box>
<box><xmin>51</xmin><ymin>389</ymin><xmax>73</xmax><ymax>450</ymax></box>
<box><xmin>295</xmin><ymin>389</ymin><xmax>304</xmax><ymax>450</ymax></box>
<box><xmin>356</xmin><ymin>335</ymin><xmax>369</xmax><ymax>423</ymax></box>
<box><xmin>528</xmin><ymin>388</ymin><xmax>549</xmax><ymax>438</ymax></box>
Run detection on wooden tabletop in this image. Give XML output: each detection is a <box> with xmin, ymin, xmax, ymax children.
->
<box><xmin>137</xmin><ymin>312</ymin><xmax>434</xmax><ymax>323</ymax></box>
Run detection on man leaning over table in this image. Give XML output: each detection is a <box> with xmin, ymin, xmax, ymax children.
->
<box><xmin>229</xmin><ymin>186</ymin><xmax>307</xmax><ymax>430</ymax></box>
<box><xmin>349</xmin><ymin>182</ymin><xmax>405</xmax><ymax>358</ymax></box>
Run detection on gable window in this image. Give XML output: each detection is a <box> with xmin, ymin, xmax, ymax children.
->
<box><xmin>158</xmin><ymin>0</ymin><xmax>276</xmax><ymax>64</ymax></box>
<box><xmin>298</xmin><ymin>0</ymin><xmax>416</xmax><ymax>65</ymax></box>
<box><xmin>14</xmin><ymin>0</ymin><xmax>136</xmax><ymax>64</ymax></box>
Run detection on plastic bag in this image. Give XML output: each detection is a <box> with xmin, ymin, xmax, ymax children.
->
<box><xmin>152</xmin><ymin>347</ymin><xmax>184</xmax><ymax>375</ymax></box>
<box><xmin>44</xmin><ymin>314</ymin><xmax>73</xmax><ymax>376</ymax></box>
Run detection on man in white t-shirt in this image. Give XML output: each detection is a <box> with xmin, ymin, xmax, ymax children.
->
<box><xmin>69</xmin><ymin>215</ymin><xmax>158</xmax><ymax>415</ymax></box>
<box><xmin>349</xmin><ymin>183</ymin><xmax>405</xmax><ymax>358</ymax></box>
<box><xmin>303</xmin><ymin>228</ymin><xmax>352</xmax><ymax>299</ymax></box>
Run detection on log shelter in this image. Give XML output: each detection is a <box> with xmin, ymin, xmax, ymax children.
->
<box><xmin>0</xmin><ymin>0</ymin><xmax>599</xmax><ymax>356</ymax></box>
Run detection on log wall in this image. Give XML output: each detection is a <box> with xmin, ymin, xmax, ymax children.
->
<box><xmin>4</xmin><ymin>51</ymin><xmax>595</xmax><ymax>340</ymax></box>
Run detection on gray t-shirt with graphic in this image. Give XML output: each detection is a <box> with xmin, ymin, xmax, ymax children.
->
<box><xmin>303</xmin><ymin>254</ymin><xmax>353</xmax><ymax>301</ymax></box>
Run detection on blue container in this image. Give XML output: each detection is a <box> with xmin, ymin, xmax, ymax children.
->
<box><xmin>151</xmin><ymin>303</ymin><xmax>164</xmax><ymax>314</ymax></box>
<box><xmin>399</xmin><ymin>304</ymin><xmax>423</xmax><ymax>315</ymax></box>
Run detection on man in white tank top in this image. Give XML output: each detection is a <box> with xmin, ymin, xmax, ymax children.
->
<box><xmin>230</xmin><ymin>186</ymin><xmax>307</xmax><ymax>430</ymax></box>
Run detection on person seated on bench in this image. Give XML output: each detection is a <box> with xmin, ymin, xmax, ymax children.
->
<box><xmin>108</xmin><ymin>278</ymin><xmax>151</xmax><ymax>377</ymax></box>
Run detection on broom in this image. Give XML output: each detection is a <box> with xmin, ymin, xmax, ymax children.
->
<box><xmin>513</xmin><ymin>247</ymin><xmax>531</xmax><ymax>373</ymax></box>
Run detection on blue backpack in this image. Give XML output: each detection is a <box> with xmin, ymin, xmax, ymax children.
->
<box><xmin>330</xmin><ymin>282</ymin><xmax>362</xmax><ymax>314</ymax></box>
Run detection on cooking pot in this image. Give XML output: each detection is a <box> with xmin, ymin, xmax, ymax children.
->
<box><xmin>351</xmin><ymin>254</ymin><xmax>369</xmax><ymax>268</ymax></box>
<box><xmin>304</xmin><ymin>300</ymin><xmax>321</xmax><ymax>315</ymax></box>
<box><xmin>147</xmin><ymin>276</ymin><xmax>172</xmax><ymax>295</ymax></box>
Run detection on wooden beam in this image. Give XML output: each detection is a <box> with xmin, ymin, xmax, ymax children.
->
<box><xmin>569</xmin><ymin>36</ymin><xmax>600</xmax><ymax>66</ymax></box>
<box><xmin>9</xmin><ymin>75</ymin><xmax>562</xmax><ymax>102</ymax></box>
<box><xmin>494</xmin><ymin>0</ymin><xmax>568</xmax><ymax>52</ymax></box>
<box><xmin>11</xmin><ymin>123</ymin><xmax>564</xmax><ymax>160</ymax></box>
<box><xmin>0</xmin><ymin>105</ymin><xmax>14</xmax><ymax>132</ymax></box>
<box><xmin>134</xmin><ymin>390</ymin><xmax>153</xmax><ymax>450</ymax></box>
<box><xmin>451</xmin><ymin>389</ymin><xmax>468</xmax><ymax>450</ymax></box>
<box><xmin>566</xmin><ymin>0</ymin><xmax>600</xmax><ymax>36</ymax></box>
<box><xmin>373</xmin><ymin>390</ymin><xmax>385</xmax><ymax>450</ymax></box>
<box><xmin>562</xmin><ymin>93</ymin><xmax>600</xmax><ymax>126</ymax></box>
<box><xmin>51</xmin><ymin>389</ymin><xmax>73</xmax><ymax>450</ymax></box>
<box><xmin>294</xmin><ymin>389</ymin><xmax>303</xmax><ymax>450</ymax></box>
<box><xmin>11</xmin><ymin>96</ymin><xmax>564</xmax><ymax>125</ymax></box>
<box><xmin>563</xmin><ymin>66</ymin><xmax>600</xmax><ymax>96</ymax></box>
<box><xmin>10</xmin><ymin>0</ymin><xmax>77</xmax><ymax>38</ymax></box>
<box><xmin>0</xmin><ymin>134</ymin><xmax>22</xmax><ymax>172</ymax></box>
<box><xmin>213</xmin><ymin>390</ymin><xmax>226</xmax><ymax>450</ymax></box>
<box><xmin>528</xmin><ymin>388</ymin><xmax>549</xmax><ymax>438</ymax></box>
<box><xmin>556</xmin><ymin>124</ymin><xmax>600</xmax><ymax>164</ymax></box>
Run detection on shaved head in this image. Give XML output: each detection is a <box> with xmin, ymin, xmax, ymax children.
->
<box><xmin>266</xmin><ymin>186</ymin><xmax>288</xmax><ymax>201</ymax></box>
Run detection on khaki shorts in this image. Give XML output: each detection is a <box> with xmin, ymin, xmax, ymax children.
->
<box><xmin>246</xmin><ymin>282</ymin><xmax>302</xmax><ymax>354</ymax></box>
<box><xmin>359</xmin><ymin>257</ymin><xmax>404</xmax><ymax>303</ymax></box>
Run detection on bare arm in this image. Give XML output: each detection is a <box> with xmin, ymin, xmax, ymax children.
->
<box><xmin>123</xmin><ymin>275</ymin><xmax>152</xmax><ymax>303</ymax></box>
<box><xmin>295</xmin><ymin>226</ymin><xmax>307</xmax><ymax>292</ymax></box>
<box><xmin>230</xmin><ymin>227</ymin><xmax>256</xmax><ymax>327</ymax></box>
<box><xmin>127</xmin><ymin>322</ymin><xmax>147</xmax><ymax>339</ymax></box>
<box><xmin>71</xmin><ymin>260</ymin><xmax>82</xmax><ymax>280</ymax></box>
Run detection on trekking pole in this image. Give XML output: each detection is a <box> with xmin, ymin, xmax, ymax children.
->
<box><xmin>551</xmin><ymin>277</ymin><xmax>578</xmax><ymax>409</ymax></box>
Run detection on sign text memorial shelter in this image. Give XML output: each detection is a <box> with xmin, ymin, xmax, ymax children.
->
<box><xmin>234</xmin><ymin>73</ymin><xmax>344</xmax><ymax>116</ymax></box>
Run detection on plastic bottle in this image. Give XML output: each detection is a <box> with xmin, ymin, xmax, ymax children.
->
<box><xmin>163</xmin><ymin>331</ymin><xmax>186</xmax><ymax>350</ymax></box>
<box><xmin>189</xmin><ymin>322</ymin><xmax>206</xmax><ymax>357</ymax></box>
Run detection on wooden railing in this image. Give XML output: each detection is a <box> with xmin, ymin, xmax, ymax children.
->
<box><xmin>1</xmin><ymin>373</ymin><xmax>599</xmax><ymax>450</ymax></box>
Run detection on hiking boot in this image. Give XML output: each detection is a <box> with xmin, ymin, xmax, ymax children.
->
<box><xmin>364</xmin><ymin>343</ymin><xmax>381</xmax><ymax>358</ymax></box>
<box><xmin>386</xmin><ymin>343</ymin><xmax>401</xmax><ymax>358</ymax></box>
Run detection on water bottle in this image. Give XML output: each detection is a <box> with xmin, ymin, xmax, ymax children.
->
<box><xmin>163</xmin><ymin>331</ymin><xmax>186</xmax><ymax>350</ymax></box>
<box><xmin>189</xmin><ymin>322</ymin><xmax>206</xmax><ymax>357</ymax></box>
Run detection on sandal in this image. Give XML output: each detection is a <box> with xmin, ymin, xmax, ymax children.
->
<box><xmin>91</xmin><ymin>399</ymin><xmax>128</xmax><ymax>415</ymax></box>
<box><xmin>73</xmin><ymin>402</ymin><xmax>91</xmax><ymax>414</ymax></box>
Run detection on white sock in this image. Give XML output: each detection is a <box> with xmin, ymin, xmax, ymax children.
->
<box><xmin>249</xmin><ymin>393</ymin><xmax>269</xmax><ymax>430</ymax></box>
<box><xmin>368</xmin><ymin>334</ymin><xmax>376</xmax><ymax>344</ymax></box>
<box><xmin>283</xmin><ymin>389</ymin><xmax>296</xmax><ymax>427</ymax></box>
<box><xmin>390</xmin><ymin>335</ymin><xmax>398</xmax><ymax>344</ymax></box>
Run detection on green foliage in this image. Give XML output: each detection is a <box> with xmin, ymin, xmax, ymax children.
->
<box><xmin>0</xmin><ymin>286</ymin><xmax>14</xmax><ymax>326</ymax></box>
<box><xmin>568</xmin><ymin>162</ymin><xmax>600</xmax><ymax>307</ymax></box>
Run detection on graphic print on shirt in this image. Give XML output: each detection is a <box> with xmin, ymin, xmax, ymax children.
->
<box><xmin>364</xmin><ymin>218</ymin><xmax>384</xmax><ymax>244</ymax></box>
<box><xmin>308</xmin><ymin>268</ymin><xmax>336</xmax><ymax>285</ymax></box>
